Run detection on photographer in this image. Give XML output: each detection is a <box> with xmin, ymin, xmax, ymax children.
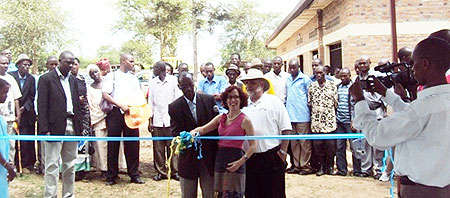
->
<box><xmin>350</xmin><ymin>37</ymin><xmax>450</xmax><ymax>197</ymax></box>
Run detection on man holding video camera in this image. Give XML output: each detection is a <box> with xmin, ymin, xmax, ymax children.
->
<box><xmin>350</xmin><ymin>37</ymin><xmax>450</xmax><ymax>197</ymax></box>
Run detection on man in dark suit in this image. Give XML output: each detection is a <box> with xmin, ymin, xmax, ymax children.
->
<box><xmin>9</xmin><ymin>54</ymin><xmax>36</xmax><ymax>172</ymax></box>
<box><xmin>38</xmin><ymin>51</ymin><xmax>82</xmax><ymax>198</ymax></box>
<box><xmin>169</xmin><ymin>72</ymin><xmax>218</xmax><ymax>198</ymax></box>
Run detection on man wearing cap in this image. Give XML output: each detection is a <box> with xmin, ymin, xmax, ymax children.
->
<box><xmin>250</xmin><ymin>58</ymin><xmax>263</xmax><ymax>71</ymax></box>
<box><xmin>148</xmin><ymin>61</ymin><xmax>181</xmax><ymax>181</ymax></box>
<box><xmin>241</xmin><ymin>68</ymin><xmax>291</xmax><ymax>198</ymax></box>
<box><xmin>10</xmin><ymin>54</ymin><xmax>36</xmax><ymax>173</ymax></box>
<box><xmin>225</xmin><ymin>64</ymin><xmax>242</xmax><ymax>88</ymax></box>
<box><xmin>243</xmin><ymin>62</ymin><xmax>252</xmax><ymax>76</ymax></box>
<box><xmin>102</xmin><ymin>53</ymin><xmax>145</xmax><ymax>185</ymax></box>
<box><xmin>286</xmin><ymin>59</ymin><xmax>314</xmax><ymax>175</ymax></box>
<box><xmin>1</xmin><ymin>49</ymin><xmax>17</xmax><ymax>72</ymax></box>
<box><xmin>38</xmin><ymin>51</ymin><xmax>82</xmax><ymax>198</ymax></box>
<box><xmin>0</xmin><ymin>55</ymin><xmax>22</xmax><ymax>167</ymax></box>
<box><xmin>169</xmin><ymin>72</ymin><xmax>218</xmax><ymax>198</ymax></box>
<box><xmin>197</xmin><ymin>62</ymin><xmax>229</xmax><ymax>113</ymax></box>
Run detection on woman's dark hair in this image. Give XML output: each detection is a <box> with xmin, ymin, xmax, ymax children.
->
<box><xmin>220</xmin><ymin>85</ymin><xmax>248</xmax><ymax>110</ymax></box>
<box><xmin>0</xmin><ymin>78</ymin><xmax>10</xmax><ymax>89</ymax></box>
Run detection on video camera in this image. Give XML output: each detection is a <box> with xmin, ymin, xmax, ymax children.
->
<box><xmin>373</xmin><ymin>62</ymin><xmax>417</xmax><ymax>89</ymax></box>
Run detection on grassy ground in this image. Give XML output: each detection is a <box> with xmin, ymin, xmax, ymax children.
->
<box><xmin>8</xmin><ymin>131</ymin><xmax>393</xmax><ymax>198</ymax></box>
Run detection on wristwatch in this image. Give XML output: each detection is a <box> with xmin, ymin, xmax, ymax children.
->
<box><xmin>279</xmin><ymin>149</ymin><xmax>287</xmax><ymax>155</ymax></box>
<box><xmin>244</xmin><ymin>154</ymin><xmax>249</xmax><ymax>160</ymax></box>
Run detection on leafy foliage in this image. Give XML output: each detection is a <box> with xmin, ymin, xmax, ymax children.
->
<box><xmin>95</xmin><ymin>38</ymin><xmax>154</xmax><ymax>68</ymax></box>
<box><xmin>115</xmin><ymin>0</ymin><xmax>190</xmax><ymax>59</ymax></box>
<box><xmin>0</xmin><ymin>0</ymin><xmax>68</xmax><ymax>74</ymax></box>
<box><xmin>219</xmin><ymin>0</ymin><xmax>280</xmax><ymax>66</ymax></box>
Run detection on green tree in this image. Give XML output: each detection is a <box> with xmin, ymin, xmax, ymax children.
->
<box><xmin>0</xmin><ymin>0</ymin><xmax>68</xmax><ymax>74</ymax></box>
<box><xmin>219</xmin><ymin>0</ymin><xmax>280</xmax><ymax>66</ymax></box>
<box><xmin>96</xmin><ymin>45</ymin><xmax>121</xmax><ymax>65</ymax></box>
<box><xmin>115</xmin><ymin>0</ymin><xmax>190</xmax><ymax>59</ymax></box>
<box><xmin>120</xmin><ymin>39</ymin><xmax>153</xmax><ymax>68</ymax></box>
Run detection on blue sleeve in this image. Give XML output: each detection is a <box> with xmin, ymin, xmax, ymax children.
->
<box><xmin>219</xmin><ymin>76</ymin><xmax>229</xmax><ymax>93</ymax></box>
<box><xmin>198</xmin><ymin>79</ymin><xmax>205</xmax><ymax>92</ymax></box>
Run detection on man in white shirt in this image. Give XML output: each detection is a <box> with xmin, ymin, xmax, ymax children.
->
<box><xmin>264</xmin><ymin>56</ymin><xmax>289</xmax><ymax>104</ymax></box>
<box><xmin>0</xmin><ymin>55</ymin><xmax>21</xmax><ymax>166</ymax></box>
<box><xmin>241</xmin><ymin>69</ymin><xmax>292</xmax><ymax>198</ymax></box>
<box><xmin>102</xmin><ymin>54</ymin><xmax>145</xmax><ymax>185</ymax></box>
<box><xmin>350</xmin><ymin>37</ymin><xmax>450</xmax><ymax>197</ymax></box>
<box><xmin>148</xmin><ymin>61</ymin><xmax>181</xmax><ymax>181</ymax></box>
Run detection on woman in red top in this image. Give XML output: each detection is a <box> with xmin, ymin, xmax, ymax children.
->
<box><xmin>191</xmin><ymin>85</ymin><xmax>256</xmax><ymax>198</ymax></box>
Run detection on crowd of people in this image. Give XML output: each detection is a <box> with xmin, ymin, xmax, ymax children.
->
<box><xmin>0</xmin><ymin>28</ymin><xmax>449</xmax><ymax>198</ymax></box>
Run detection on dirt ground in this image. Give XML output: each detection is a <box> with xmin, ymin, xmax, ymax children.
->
<box><xmin>8</xmin><ymin>129</ymin><xmax>393</xmax><ymax>198</ymax></box>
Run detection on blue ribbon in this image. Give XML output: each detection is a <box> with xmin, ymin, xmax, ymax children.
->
<box><xmin>0</xmin><ymin>133</ymin><xmax>365</xmax><ymax>141</ymax></box>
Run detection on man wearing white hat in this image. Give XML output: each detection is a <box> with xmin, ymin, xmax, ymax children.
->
<box><xmin>241</xmin><ymin>69</ymin><xmax>291</xmax><ymax>198</ymax></box>
<box><xmin>10</xmin><ymin>54</ymin><xmax>37</xmax><ymax>173</ymax></box>
<box><xmin>0</xmin><ymin>54</ymin><xmax>22</xmax><ymax>166</ymax></box>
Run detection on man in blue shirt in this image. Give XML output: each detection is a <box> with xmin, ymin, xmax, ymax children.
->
<box><xmin>310</xmin><ymin>58</ymin><xmax>334</xmax><ymax>82</ymax></box>
<box><xmin>286</xmin><ymin>59</ymin><xmax>313</xmax><ymax>175</ymax></box>
<box><xmin>197</xmin><ymin>62</ymin><xmax>229</xmax><ymax>113</ymax></box>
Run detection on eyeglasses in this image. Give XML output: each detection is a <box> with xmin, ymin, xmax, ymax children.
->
<box><xmin>227</xmin><ymin>95</ymin><xmax>240</xmax><ymax>100</ymax></box>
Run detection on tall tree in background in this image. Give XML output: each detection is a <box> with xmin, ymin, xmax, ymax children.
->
<box><xmin>219</xmin><ymin>0</ymin><xmax>280</xmax><ymax>65</ymax></box>
<box><xmin>115</xmin><ymin>0</ymin><xmax>190</xmax><ymax>59</ymax></box>
<box><xmin>0</xmin><ymin>0</ymin><xmax>67</xmax><ymax>74</ymax></box>
<box><xmin>190</xmin><ymin>0</ymin><xmax>229</xmax><ymax>80</ymax></box>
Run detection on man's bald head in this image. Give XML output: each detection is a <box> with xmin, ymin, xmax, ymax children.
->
<box><xmin>340</xmin><ymin>67</ymin><xmax>351</xmax><ymax>85</ymax></box>
<box><xmin>0</xmin><ymin>49</ymin><xmax>12</xmax><ymax>62</ymax></box>
<box><xmin>414</xmin><ymin>37</ymin><xmax>450</xmax><ymax>72</ymax></box>
<box><xmin>289</xmin><ymin>59</ymin><xmax>299</xmax><ymax>66</ymax></box>
<box><xmin>398</xmin><ymin>47</ymin><xmax>413</xmax><ymax>63</ymax></box>
<box><xmin>429</xmin><ymin>29</ymin><xmax>450</xmax><ymax>43</ymax></box>
<box><xmin>312</xmin><ymin>58</ymin><xmax>322</xmax><ymax>75</ymax></box>
<box><xmin>120</xmin><ymin>53</ymin><xmax>133</xmax><ymax>63</ymax></box>
<box><xmin>59</xmin><ymin>51</ymin><xmax>74</xmax><ymax>61</ymax></box>
<box><xmin>378</xmin><ymin>58</ymin><xmax>390</xmax><ymax>66</ymax></box>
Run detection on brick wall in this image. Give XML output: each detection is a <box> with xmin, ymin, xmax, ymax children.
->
<box><xmin>275</xmin><ymin>0</ymin><xmax>450</xmax><ymax>76</ymax></box>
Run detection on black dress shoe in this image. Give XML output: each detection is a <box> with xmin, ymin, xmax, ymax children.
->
<box><xmin>131</xmin><ymin>177</ymin><xmax>145</xmax><ymax>184</ymax></box>
<box><xmin>153</xmin><ymin>174</ymin><xmax>167</xmax><ymax>181</ymax></box>
<box><xmin>360</xmin><ymin>172</ymin><xmax>370</xmax><ymax>177</ymax></box>
<box><xmin>299</xmin><ymin>169</ymin><xmax>313</xmax><ymax>175</ymax></box>
<box><xmin>285</xmin><ymin>166</ymin><xmax>295</xmax><ymax>172</ymax></box>
<box><xmin>171</xmin><ymin>174</ymin><xmax>180</xmax><ymax>181</ymax></box>
<box><xmin>316</xmin><ymin>168</ymin><xmax>325</xmax><ymax>176</ymax></box>
<box><xmin>373</xmin><ymin>173</ymin><xmax>382</xmax><ymax>180</ymax></box>
<box><xmin>287</xmin><ymin>168</ymin><xmax>300</xmax><ymax>174</ymax></box>
<box><xmin>334</xmin><ymin>171</ymin><xmax>347</xmax><ymax>176</ymax></box>
<box><xmin>106</xmin><ymin>180</ymin><xmax>116</xmax><ymax>185</ymax></box>
<box><xmin>352</xmin><ymin>172</ymin><xmax>364</xmax><ymax>177</ymax></box>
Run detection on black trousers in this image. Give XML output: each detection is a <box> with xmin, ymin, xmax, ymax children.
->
<box><xmin>245</xmin><ymin>145</ymin><xmax>286</xmax><ymax>198</ymax></box>
<box><xmin>335</xmin><ymin>122</ymin><xmax>361</xmax><ymax>174</ymax></box>
<box><xmin>312</xmin><ymin>132</ymin><xmax>336</xmax><ymax>170</ymax></box>
<box><xmin>15</xmin><ymin>125</ymin><xmax>36</xmax><ymax>168</ymax></box>
<box><xmin>106</xmin><ymin>107</ymin><xmax>140</xmax><ymax>181</ymax></box>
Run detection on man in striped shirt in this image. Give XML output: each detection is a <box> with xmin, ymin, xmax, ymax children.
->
<box><xmin>335</xmin><ymin>68</ymin><xmax>362</xmax><ymax>176</ymax></box>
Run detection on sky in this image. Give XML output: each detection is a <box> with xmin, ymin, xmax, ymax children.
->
<box><xmin>60</xmin><ymin>0</ymin><xmax>299</xmax><ymax>65</ymax></box>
